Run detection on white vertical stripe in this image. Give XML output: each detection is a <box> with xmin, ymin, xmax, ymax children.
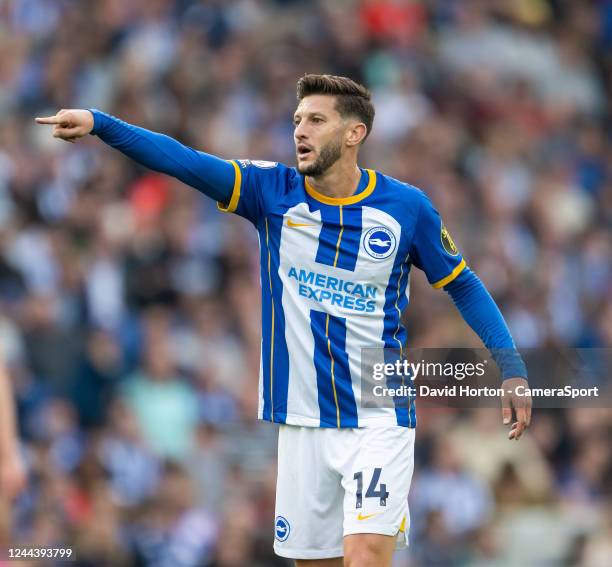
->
<box><xmin>344</xmin><ymin>206</ymin><xmax>403</xmax><ymax>424</ymax></box>
<box><xmin>278</xmin><ymin>203</ymin><xmax>323</xmax><ymax>424</ymax></box>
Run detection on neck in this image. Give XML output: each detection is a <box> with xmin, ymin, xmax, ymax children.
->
<box><xmin>306</xmin><ymin>159</ymin><xmax>362</xmax><ymax>200</ymax></box>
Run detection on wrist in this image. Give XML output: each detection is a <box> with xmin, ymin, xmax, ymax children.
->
<box><xmin>491</xmin><ymin>348</ymin><xmax>528</xmax><ymax>381</ymax></box>
<box><xmin>88</xmin><ymin>108</ymin><xmax>101</xmax><ymax>135</ymax></box>
<box><xmin>502</xmin><ymin>364</ymin><xmax>528</xmax><ymax>381</ymax></box>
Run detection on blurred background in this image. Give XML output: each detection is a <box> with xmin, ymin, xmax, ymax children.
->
<box><xmin>0</xmin><ymin>0</ymin><xmax>611</xmax><ymax>565</ymax></box>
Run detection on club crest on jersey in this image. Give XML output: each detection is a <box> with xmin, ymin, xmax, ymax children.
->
<box><xmin>441</xmin><ymin>224</ymin><xmax>459</xmax><ymax>256</ymax></box>
<box><xmin>363</xmin><ymin>226</ymin><xmax>397</xmax><ymax>259</ymax></box>
<box><xmin>275</xmin><ymin>516</ymin><xmax>290</xmax><ymax>542</ymax></box>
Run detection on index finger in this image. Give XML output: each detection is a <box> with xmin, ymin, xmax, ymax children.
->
<box><xmin>35</xmin><ymin>115</ymin><xmax>63</xmax><ymax>125</ymax></box>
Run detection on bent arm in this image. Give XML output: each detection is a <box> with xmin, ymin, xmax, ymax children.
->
<box><xmin>444</xmin><ymin>267</ymin><xmax>527</xmax><ymax>380</ymax></box>
<box><xmin>90</xmin><ymin>110</ymin><xmax>235</xmax><ymax>204</ymax></box>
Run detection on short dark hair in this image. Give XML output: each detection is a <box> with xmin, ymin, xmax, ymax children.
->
<box><xmin>296</xmin><ymin>74</ymin><xmax>375</xmax><ymax>140</ymax></box>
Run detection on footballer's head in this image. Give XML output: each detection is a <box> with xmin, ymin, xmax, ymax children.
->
<box><xmin>294</xmin><ymin>74</ymin><xmax>374</xmax><ymax>176</ymax></box>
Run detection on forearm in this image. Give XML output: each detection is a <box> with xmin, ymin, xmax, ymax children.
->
<box><xmin>444</xmin><ymin>268</ymin><xmax>527</xmax><ymax>379</ymax></box>
<box><xmin>90</xmin><ymin>110</ymin><xmax>234</xmax><ymax>203</ymax></box>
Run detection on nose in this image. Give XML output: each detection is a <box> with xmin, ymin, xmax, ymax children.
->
<box><xmin>294</xmin><ymin>120</ymin><xmax>308</xmax><ymax>142</ymax></box>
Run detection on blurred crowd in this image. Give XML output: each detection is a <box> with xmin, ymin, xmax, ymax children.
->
<box><xmin>0</xmin><ymin>0</ymin><xmax>611</xmax><ymax>565</ymax></box>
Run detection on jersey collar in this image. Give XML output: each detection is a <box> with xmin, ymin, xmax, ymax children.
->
<box><xmin>304</xmin><ymin>169</ymin><xmax>377</xmax><ymax>206</ymax></box>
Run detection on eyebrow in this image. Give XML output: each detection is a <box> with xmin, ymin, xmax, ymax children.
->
<box><xmin>293</xmin><ymin>112</ymin><xmax>326</xmax><ymax>120</ymax></box>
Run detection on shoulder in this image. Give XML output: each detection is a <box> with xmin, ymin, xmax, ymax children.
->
<box><xmin>234</xmin><ymin>159</ymin><xmax>294</xmax><ymax>176</ymax></box>
<box><xmin>233</xmin><ymin>159</ymin><xmax>298</xmax><ymax>188</ymax></box>
<box><xmin>370</xmin><ymin>171</ymin><xmax>432</xmax><ymax>229</ymax></box>
<box><xmin>373</xmin><ymin>171</ymin><xmax>430</xmax><ymax>208</ymax></box>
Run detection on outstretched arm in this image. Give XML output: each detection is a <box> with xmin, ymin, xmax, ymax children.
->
<box><xmin>444</xmin><ymin>267</ymin><xmax>532</xmax><ymax>439</ymax></box>
<box><xmin>35</xmin><ymin>109</ymin><xmax>235</xmax><ymax>204</ymax></box>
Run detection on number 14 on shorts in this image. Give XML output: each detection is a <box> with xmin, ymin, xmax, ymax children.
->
<box><xmin>354</xmin><ymin>467</ymin><xmax>389</xmax><ymax>508</ymax></box>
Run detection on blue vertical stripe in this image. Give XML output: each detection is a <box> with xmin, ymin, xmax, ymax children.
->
<box><xmin>381</xmin><ymin>250</ymin><xmax>415</xmax><ymax>427</ymax></box>
<box><xmin>335</xmin><ymin>207</ymin><xmax>362</xmax><ymax>271</ymax></box>
<box><xmin>310</xmin><ymin>310</ymin><xmax>359</xmax><ymax>428</ymax></box>
<box><xmin>259</xmin><ymin>223</ymin><xmax>273</xmax><ymax>421</ymax></box>
<box><xmin>312</xmin><ymin>171</ymin><xmax>367</xmax><ymax>272</ymax></box>
<box><xmin>311</xmin><ymin>310</ymin><xmax>337</xmax><ymax>426</ymax></box>
<box><xmin>315</xmin><ymin>206</ymin><xmax>343</xmax><ymax>267</ymax></box>
<box><xmin>314</xmin><ymin>205</ymin><xmax>362</xmax><ymax>271</ymax></box>
<box><xmin>260</xmin><ymin>215</ymin><xmax>290</xmax><ymax>423</ymax></box>
<box><xmin>327</xmin><ymin>313</ymin><xmax>359</xmax><ymax>427</ymax></box>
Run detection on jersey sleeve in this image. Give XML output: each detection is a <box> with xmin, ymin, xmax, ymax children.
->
<box><xmin>409</xmin><ymin>194</ymin><xmax>466</xmax><ymax>288</ymax></box>
<box><xmin>90</xmin><ymin>110</ymin><xmax>235</xmax><ymax>204</ymax></box>
<box><xmin>217</xmin><ymin>160</ymin><xmax>290</xmax><ymax>225</ymax></box>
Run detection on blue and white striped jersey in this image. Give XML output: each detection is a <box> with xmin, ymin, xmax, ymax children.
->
<box><xmin>218</xmin><ymin>160</ymin><xmax>466</xmax><ymax>428</ymax></box>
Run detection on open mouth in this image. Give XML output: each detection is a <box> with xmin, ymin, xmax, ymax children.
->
<box><xmin>297</xmin><ymin>144</ymin><xmax>313</xmax><ymax>159</ymax></box>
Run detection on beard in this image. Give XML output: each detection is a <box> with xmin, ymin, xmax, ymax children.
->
<box><xmin>297</xmin><ymin>137</ymin><xmax>343</xmax><ymax>176</ymax></box>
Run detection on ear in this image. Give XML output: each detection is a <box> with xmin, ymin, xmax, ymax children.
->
<box><xmin>345</xmin><ymin>122</ymin><xmax>367</xmax><ymax>147</ymax></box>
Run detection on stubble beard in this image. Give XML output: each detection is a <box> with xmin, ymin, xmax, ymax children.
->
<box><xmin>297</xmin><ymin>138</ymin><xmax>343</xmax><ymax>177</ymax></box>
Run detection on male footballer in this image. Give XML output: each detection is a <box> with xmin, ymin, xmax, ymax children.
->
<box><xmin>37</xmin><ymin>74</ymin><xmax>531</xmax><ymax>566</ymax></box>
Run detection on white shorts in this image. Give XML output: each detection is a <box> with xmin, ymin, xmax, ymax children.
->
<box><xmin>273</xmin><ymin>424</ymin><xmax>415</xmax><ymax>560</ymax></box>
